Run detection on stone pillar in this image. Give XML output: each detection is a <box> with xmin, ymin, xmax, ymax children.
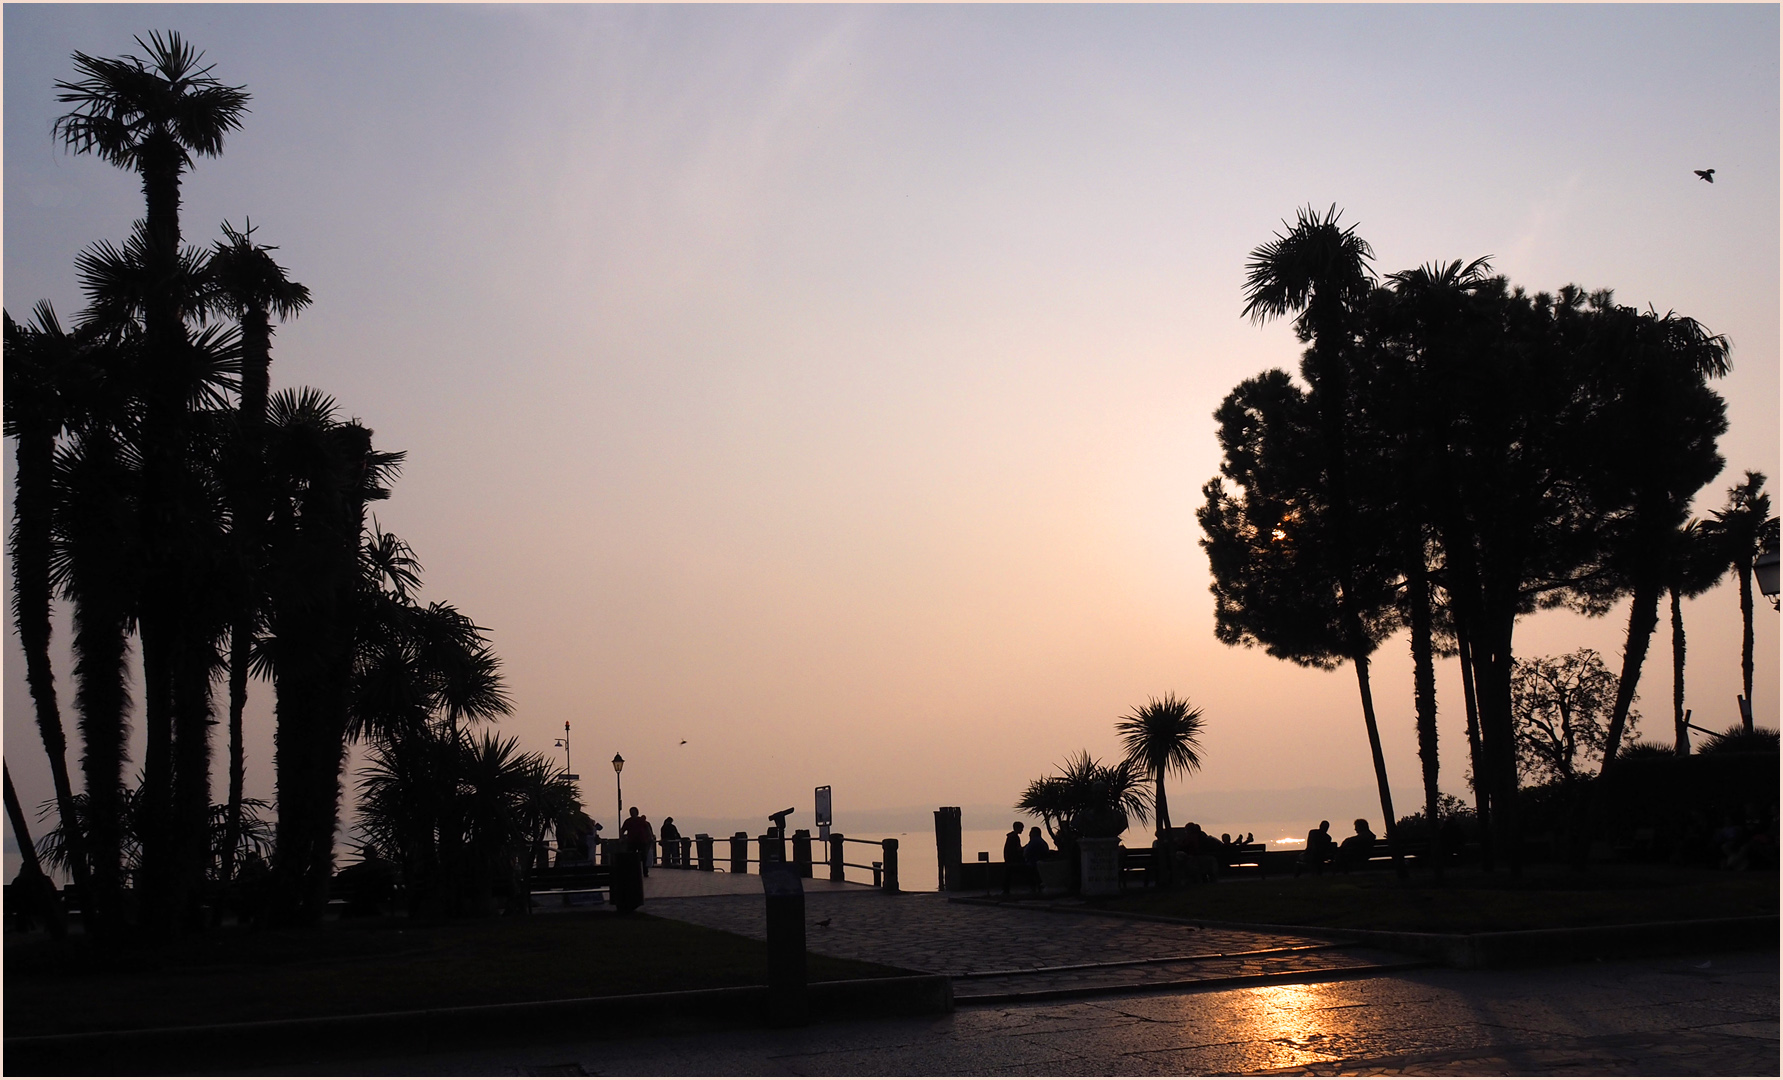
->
<box><xmin>730</xmin><ymin>832</ymin><xmax>749</xmax><ymax>875</ymax></box>
<box><xmin>760</xmin><ymin>833</ymin><xmax>787</xmax><ymax>866</ymax></box>
<box><xmin>1079</xmin><ymin>836</ymin><xmax>1120</xmax><ymax>897</ymax></box>
<box><xmin>828</xmin><ymin>833</ymin><xmax>846</xmax><ymax>881</ymax></box>
<box><xmin>761</xmin><ymin>863</ymin><xmax>808</xmax><ymax>1026</ymax></box>
<box><xmin>933</xmin><ymin>806</ymin><xmax>963</xmax><ymax>892</ymax></box>
<box><xmin>695</xmin><ymin>834</ymin><xmax>714</xmax><ymax>871</ymax></box>
<box><xmin>882</xmin><ymin>837</ymin><xmax>899</xmax><ymax>894</ymax></box>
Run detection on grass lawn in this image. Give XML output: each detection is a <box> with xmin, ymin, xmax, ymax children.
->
<box><xmin>4</xmin><ymin>910</ymin><xmax>909</xmax><ymax>1038</ymax></box>
<box><xmin>1104</xmin><ymin>863</ymin><xmax>1778</xmax><ymax>934</ymax></box>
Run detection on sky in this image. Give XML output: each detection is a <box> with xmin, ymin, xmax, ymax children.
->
<box><xmin>5</xmin><ymin>5</ymin><xmax>1778</xmax><ymax>861</ymax></box>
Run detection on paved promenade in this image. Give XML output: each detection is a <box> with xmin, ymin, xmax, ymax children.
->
<box><xmin>317</xmin><ymin>950</ymin><xmax>1779</xmax><ymax>1075</ymax></box>
<box><xmin>649</xmin><ymin>887</ymin><xmax>1416</xmax><ymax>999</ymax></box>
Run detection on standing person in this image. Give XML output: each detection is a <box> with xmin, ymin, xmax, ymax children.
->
<box><xmin>1023</xmin><ymin>826</ymin><xmax>1050</xmax><ymax>896</ymax></box>
<box><xmin>620</xmin><ymin>807</ymin><xmax>651</xmax><ymax>877</ymax></box>
<box><xmin>660</xmin><ymin>817</ymin><xmax>682</xmax><ymax>867</ymax></box>
<box><xmin>1002</xmin><ymin>821</ymin><xmax>1025</xmax><ymax>896</ymax></box>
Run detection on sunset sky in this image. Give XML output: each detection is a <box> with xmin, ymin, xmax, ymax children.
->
<box><xmin>5</xmin><ymin>5</ymin><xmax>1777</xmax><ymax>855</ymax></box>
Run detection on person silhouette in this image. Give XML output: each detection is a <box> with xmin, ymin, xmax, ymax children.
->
<box><xmin>1003</xmin><ymin>821</ymin><xmax>1025</xmax><ymax>896</ymax></box>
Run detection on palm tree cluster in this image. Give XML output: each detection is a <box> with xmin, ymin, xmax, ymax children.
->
<box><xmin>1200</xmin><ymin>205</ymin><xmax>1773</xmax><ymax>874</ymax></box>
<box><xmin>1018</xmin><ymin>693</ymin><xmax>1207</xmax><ymax>846</ymax></box>
<box><xmin>6</xmin><ymin>32</ymin><xmax>560</xmax><ymax>936</ymax></box>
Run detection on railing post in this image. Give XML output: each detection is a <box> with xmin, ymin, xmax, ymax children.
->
<box><xmin>730</xmin><ymin>832</ymin><xmax>749</xmax><ymax>875</ymax></box>
<box><xmin>695</xmin><ymin>834</ymin><xmax>714</xmax><ymax>871</ymax></box>
<box><xmin>791</xmin><ymin>829</ymin><xmax>814</xmax><ymax>878</ymax></box>
<box><xmin>829</xmin><ymin>832</ymin><xmax>846</xmax><ymax>881</ymax></box>
<box><xmin>882</xmin><ymin>837</ymin><xmax>899</xmax><ymax>894</ymax></box>
<box><xmin>760</xmin><ymin>832</ymin><xmax>787</xmax><ymax>867</ymax></box>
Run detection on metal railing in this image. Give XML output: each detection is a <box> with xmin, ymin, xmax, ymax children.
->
<box><xmin>546</xmin><ymin>830</ymin><xmax>902</xmax><ymax>892</ymax></box>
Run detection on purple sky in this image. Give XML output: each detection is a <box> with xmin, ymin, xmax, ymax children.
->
<box><xmin>5</xmin><ymin>5</ymin><xmax>1777</xmax><ymax>855</ymax></box>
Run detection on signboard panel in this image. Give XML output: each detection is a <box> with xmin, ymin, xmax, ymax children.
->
<box><xmin>814</xmin><ymin>785</ymin><xmax>832</xmax><ymax>827</ymax></box>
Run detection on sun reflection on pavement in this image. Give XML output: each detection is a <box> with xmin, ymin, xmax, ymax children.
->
<box><xmin>1220</xmin><ymin>982</ymin><xmax>1357</xmax><ymax>1069</ymax></box>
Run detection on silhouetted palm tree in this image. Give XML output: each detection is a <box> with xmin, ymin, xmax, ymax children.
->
<box><xmin>56</xmin><ymin>32</ymin><xmax>249</xmax><ymax>930</ymax></box>
<box><xmin>1705</xmin><ymin>472</ymin><xmax>1777</xmax><ymax>729</ymax></box>
<box><xmin>203</xmin><ymin>221</ymin><xmax>311</xmax><ymax>884</ymax></box>
<box><xmin>1662</xmin><ymin>521</ymin><xmax>1727</xmax><ymax>753</ymax></box>
<box><xmin>1239</xmin><ymin>206</ymin><xmax>1405</xmax><ymax>869</ymax></box>
<box><xmin>1116</xmin><ymin>694</ymin><xmax>1203</xmax><ymax>838</ymax></box>
<box><xmin>4</xmin><ymin>306</ymin><xmax>93</xmax><ymax>908</ymax></box>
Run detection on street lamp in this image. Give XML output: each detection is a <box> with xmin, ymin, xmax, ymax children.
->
<box><xmin>554</xmin><ymin>721</ymin><xmax>578</xmax><ymax>780</ymax></box>
<box><xmin>612</xmin><ymin>753</ymin><xmax>625</xmax><ymax>826</ymax></box>
<box><xmin>1756</xmin><ymin>548</ymin><xmax>1779</xmax><ymax>611</ymax></box>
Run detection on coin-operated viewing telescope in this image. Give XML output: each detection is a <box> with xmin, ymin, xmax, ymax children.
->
<box><xmin>767</xmin><ymin>808</ymin><xmax>795</xmax><ymax>836</ymax></box>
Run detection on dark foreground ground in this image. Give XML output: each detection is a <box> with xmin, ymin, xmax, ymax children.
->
<box><xmin>291</xmin><ymin>948</ymin><xmax>1780</xmax><ymax>1076</ymax></box>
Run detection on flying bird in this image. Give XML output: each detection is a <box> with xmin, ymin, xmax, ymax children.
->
<box><xmin>1695</xmin><ymin>169</ymin><xmax>1715</xmax><ymax>183</ymax></box>
<box><xmin>679</xmin><ymin>739</ymin><xmax>687</xmax><ymax>745</ymax></box>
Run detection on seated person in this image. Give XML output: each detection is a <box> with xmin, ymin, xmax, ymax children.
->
<box><xmin>1336</xmin><ymin>818</ymin><xmax>1377</xmax><ymax>870</ymax></box>
<box><xmin>1295</xmin><ymin>821</ymin><xmax>1334</xmax><ymax>877</ymax></box>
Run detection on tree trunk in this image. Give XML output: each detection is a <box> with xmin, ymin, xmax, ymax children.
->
<box><xmin>4</xmin><ymin>762</ymin><xmax>66</xmax><ymax>938</ymax></box>
<box><xmin>1736</xmin><ymin>562</ymin><xmax>1754</xmax><ymax>731</ymax></box>
<box><xmin>1671</xmin><ymin>586</ymin><xmax>1689</xmax><ymax>755</ymax></box>
<box><xmin>1602</xmin><ymin>580</ymin><xmax>1662</xmax><ymax>772</ymax></box>
<box><xmin>1407</xmin><ymin>557</ymin><xmax>1443</xmax><ymax>880</ymax></box>
<box><xmin>1350</xmin><ymin>653</ymin><xmax>1401</xmax><ymax>876</ymax></box>
<box><xmin>1454</xmin><ymin>619</ymin><xmax>1491</xmax><ymax>868</ymax></box>
<box><xmin>10</xmin><ymin>420</ymin><xmax>93</xmax><ymax>910</ymax></box>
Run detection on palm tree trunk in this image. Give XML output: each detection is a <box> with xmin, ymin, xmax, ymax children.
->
<box><xmin>4</xmin><ymin>762</ymin><xmax>66</xmax><ymax>938</ymax></box>
<box><xmin>1350</xmin><ymin>652</ymin><xmax>1400</xmax><ymax>874</ymax></box>
<box><xmin>1453</xmin><ymin>619</ymin><xmax>1491</xmax><ymax>867</ymax></box>
<box><xmin>1407</xmin><ymin>557</ymin><xmax>1443</xmax><ymax>879</ymax></box>
<box><xmin>1471</xmin><ymin>606</ymin><xmax>1521</xmax><ymax>876</ymax></box>
<box><xmin>1671</xmin><ymin>586</ymin><xmax>1689</xmax><ymax>755</ymax></box>
<box><xmin>1736</xmin><ymin>562</ymin><xmax>1754</xmax><ymax>731</ymax></box>
<box><xmin>1602</xmin><ymin>580</ymin><xmax>1662</xmax><ymax>772</ymax></box>
<box><xmin>10</xmin><ymin>419</ymin><xmax>93</xmax><ymax>908</ymax></box>
<box><xmin>223</xmin><ymin>303</ymin><xmax>273</xmax><ymax>887</ymax></box>
<box><xmin>1153</xmin><ymin>771</ymin><xmax>1170</xmax><ymax>837</ymax></box>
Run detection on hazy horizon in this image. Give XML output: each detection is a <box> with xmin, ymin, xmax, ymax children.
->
<box><xmin>5</xmin><ymin>5</ymin><xmax>1777</xmax><ymax>876</ymax></box>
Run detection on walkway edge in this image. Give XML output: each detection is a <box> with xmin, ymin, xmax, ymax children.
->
<box><xmin>1</xmin><ymin>974</ymin><xmax>952</xmax><ymax>1075</ymax></box>
<box><xmin>951</xmin><ymin>896</ymin><xmax>1779</xmax><ymax>968</ymax></box>
<box><xmin>953</xmin><ymin>959</ymin><xmax>1435</xmax><ymax>1005</ymax></box>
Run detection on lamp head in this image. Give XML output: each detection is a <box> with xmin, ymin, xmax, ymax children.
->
<box><xmin>612</xmin><ymin>753</ymin><xmax>625</xmax><ymax>773</ymax></box>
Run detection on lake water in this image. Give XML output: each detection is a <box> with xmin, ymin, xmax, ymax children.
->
<box><xmin>857</xmin><ymin>819</ymin><xmax>1315</xmax><ymax>893</ymax></box>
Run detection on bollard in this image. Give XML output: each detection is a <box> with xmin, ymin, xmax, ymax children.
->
<box><xmin>680</xmin><ymin>836</ymin><xmax>693</xmax><ymax>867</ymax></box>
<box><xmin>882</xmin><ymin>837</ymin><xmax>900</xmax><ymax>894</ymax></box>
<box><xmin>872</xmin><ymin>861</ymin><xmax>882</xmax><ymax>888</ymax></box>
<box><xmin>791</xmin><ymin>829</ymin><xmax>814</xmax><ymax>878</ymax></box>
<box><xmin>695</xmin><ymin>834</ymin><xmax>714</xmax><ymax>872</ymax></box>
<box><xmin>759</xmin><ymin>833</ymin><xmax>787</xmax><ymax>867</ymax></box>
<box><xmin>760</xmin><ymin>863</ymin><xmax>808</xmax><ymax>1027</ymax></box>
<box><xmin>829</xmin><ymin>832</ymin><xmax>846</xmax><ymax>882</ymax></box>
<box><xmin>610</xmin><ymin>840</ymin><xmax>645</xmax><ymax>912</ymax></box>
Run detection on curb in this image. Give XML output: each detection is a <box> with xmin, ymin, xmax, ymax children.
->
<box><xmin>2</xmin><ymin>974</ymin><xmax>952</xmax><ymax>1075</ymax></box>
<box><xmin>952</xmin><ymin>958</ymin><xmax>1435</xmax><ymax>1005</ymax></box>
<box><xmin>950</xmin><ymin>896</ymin><xmax>1779</xmax><ymax>969</ymax></box>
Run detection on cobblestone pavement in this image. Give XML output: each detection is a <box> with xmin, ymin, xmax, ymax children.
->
<box><xmin>314</xmin><ymin>949</ymin><xmax>1779</xmax><ymax>1076</ymax></box>
<box><xmin>646</xmin><ymin>890</ymin><xmax>1409</xmax><ymax>998</ymax></box>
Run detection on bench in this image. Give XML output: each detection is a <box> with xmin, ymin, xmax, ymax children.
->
<box><xmin>1118</xmin><ymin>848</ymin><xmax>1156</xmax><ymax>888</ymax></box>
<box><xmin>1224</xmin><ymin>842</ymin><xmax>1268</xmax><ymax>877</ymax></box>
<box><xmin>526</xmin><ymin>863</ymin><xmax>613</xmax><ymax>906</ymax></box>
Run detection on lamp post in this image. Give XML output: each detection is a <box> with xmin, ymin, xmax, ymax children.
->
<box><xmin>612</xmin><ymin>753</ymin><xmax>625</xmax><ymax>825</ymax></box>
<box><xmin>1756</xmin><ymin>548</ymin><xmax>1779</xmax><ymax>611</ymax></box>
<box><xmin>554</xmin><ymin>721</ymin><xmax>575</xmax><ymax>778</ymax></box>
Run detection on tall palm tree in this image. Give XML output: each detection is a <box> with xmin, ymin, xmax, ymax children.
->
<box><xmin>56</xmin><ymin>31</ymin><xmax>249</xmax><ymax>930</ymax></box>
<box><xmin>1706</xmin><ymin>472</ymin><xmax>1777</xmax><ymax>730</ymax></box>
<box><xmin>1116</xmin><ymin>694</ymin><xmax>1204</xmax><ymax>838</ymax></box>
<box><xmin>4</xmin><ymin>306</ymin><xmax>93</xmax><ymax>907</ymax></box>
<box><xmin>1663</xmin><ymin>521</ymin><xmax>1728</xmax><ymax>753</ymax></box>
<box><xmin>1581</xmin><ymin>305</ymin><xmax>1730</xmax><ymax>771</ymax></box>
<box><xmin>204</xmin><ymin>221</ymin><xmax>311</xmax><ymax>884</ymax></box>
<box><xmin>1240</xmin><ymin>206</ymin><xmax>1404</xmax><ymax>871</ymax></box>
